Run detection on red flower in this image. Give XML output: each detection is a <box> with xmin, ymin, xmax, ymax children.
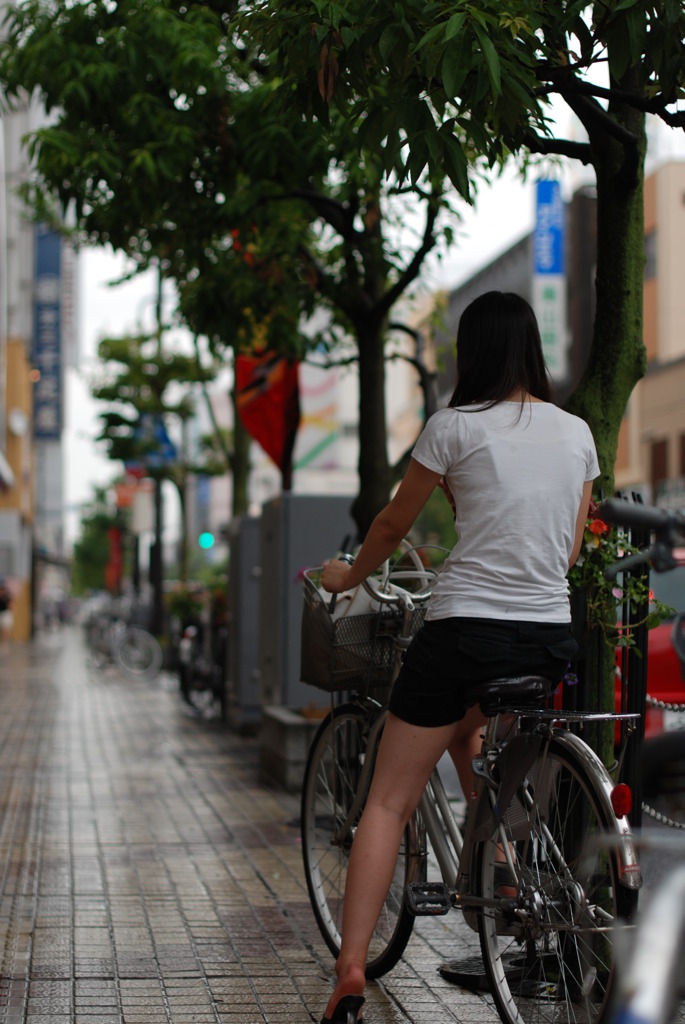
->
<box><xmin>587</xmin><ymin>498</ymin><xmax>609</xmax><ymax>535</ymax></box>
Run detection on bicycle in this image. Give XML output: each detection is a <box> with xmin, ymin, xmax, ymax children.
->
<box><xmin>300</xmin><ymin>542</ymin><xmax>642</xmax><ymax>1024</ymax></box>
<box><xmin>177</xmin><ymin>618</ymin><xmax>228</xmax><ymax>718</ymax></box>
<box><xmin>597</xmin><ymin>498</ymin><xmax>685</xmax><ymax>1024</ymax></box>
<box><xmin>84</xmin><ymin>602</ymin><xmax>163</xmax><ymax>680</ymax></box>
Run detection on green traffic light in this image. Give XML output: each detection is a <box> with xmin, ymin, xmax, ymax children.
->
<box><xmin>198</xmin><ymin>531</ymin><xmax>215</xmax><ymax>550</ymax></box>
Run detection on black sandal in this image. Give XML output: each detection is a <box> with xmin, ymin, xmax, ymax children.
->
<box><xmin>319</xmin><ymin>994</ymin><xmax>365</xmax><ymax>1024</ymax></box>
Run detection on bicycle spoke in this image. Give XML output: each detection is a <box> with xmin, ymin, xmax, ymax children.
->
<box><xmin>477</xmin><ymin>740</ymin><xmax>634</xmax><ymax>1024</ymax></box>
<box><xmin>301</xmin><ymin>705</ymin><xmax>418</xmax><ymax>978</ymax></box>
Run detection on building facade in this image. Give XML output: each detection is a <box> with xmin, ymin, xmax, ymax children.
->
<box><xmin>615</xmin><ymin>162</ymin><xmax>685</xmax><ymax>507</ymax></box>
<box><xmin>0</xmin><ymin>70</ymin><xmax>78</xmax><ymax>639</ymax></box>
<box><xmin>427</xmin><ymin>161</ymin><xmax>685</xmax><ymax>512</ymax></box>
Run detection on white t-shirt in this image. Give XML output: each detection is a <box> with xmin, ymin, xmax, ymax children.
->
<box><xmin>412</xmin><ymin>402</ymin><xmax>600</xmax><ymax>622</ymax></box>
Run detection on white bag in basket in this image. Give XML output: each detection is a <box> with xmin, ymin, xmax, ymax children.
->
<box><xmin>300</xmin><ymin>569</ymin><xmax>416</xmax><ymax>691</ymax></box>
<box><xmin>321</xmin><ymin>575</ymin><xmax>415</xmax><ymax>619</ymax></box>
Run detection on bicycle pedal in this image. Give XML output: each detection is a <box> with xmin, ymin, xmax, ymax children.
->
<box><xmin>406</xmin><ymin>882</ymin><xmax>452</xmax><ymax>916</ymax></box>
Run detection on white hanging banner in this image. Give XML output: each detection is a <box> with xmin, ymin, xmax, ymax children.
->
<box><xmin>131</xmin><ymin>486</ymin><xmax>155</xmax><ymax>535</ymax></box>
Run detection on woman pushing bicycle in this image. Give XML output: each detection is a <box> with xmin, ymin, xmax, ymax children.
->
<box><xmin>316</xmin><ymin>290</ymin><xmax>599</xmax><ymax>1024</ymax></box>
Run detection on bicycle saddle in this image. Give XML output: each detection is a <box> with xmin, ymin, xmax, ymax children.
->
<box><xmin>478</xmin><ymin>675</ymin><xmax>553</xmax><ymax>716</ymax></box>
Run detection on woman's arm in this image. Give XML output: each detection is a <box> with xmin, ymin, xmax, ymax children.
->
<box><xmin>568</xmin><ymin>479</ymin><xmax>594</xmax><ymax>568</ymax></box>
<box><xmin>321</xmin><ymin>459</ymin><xmax>442</xmax><ymax>593</ymax></box>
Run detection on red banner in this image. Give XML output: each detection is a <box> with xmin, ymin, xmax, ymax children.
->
<box><xmin>105</xmin><ymin>526</ymin><xmax>123</xmax><ymax>594</ymax></box>
<box><xmin>235</xmin><ymin>352</ymin><xmax>300</xmax><ymax>489</ymax></box>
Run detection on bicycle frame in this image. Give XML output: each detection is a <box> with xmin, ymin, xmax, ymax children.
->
<box><xmin>330</xmin><ymin>699</ymin><xmax>642</xmax><ymax>911</ymax></box>
<box><xmin>301</xmin><ymin>536</ymin><xmax>654</xmax><ymax>1024</ymax></box>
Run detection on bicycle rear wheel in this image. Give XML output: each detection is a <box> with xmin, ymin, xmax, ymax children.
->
<box><xmin>301</xmin><ymin>703</ymin><xmax>420</xmax><ymax>978</ymax></box>
<box><xmin>476</xmin><ymin>737</ymin><xmax>638</xmax><ymax>1024</ymax></box>
<box><xmin>115</xmin><ymin>626</ymin><xmax>163</xmax><ymax>679</ymax></box>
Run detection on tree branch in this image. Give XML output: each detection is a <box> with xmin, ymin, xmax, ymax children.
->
<box><xmin>378</xmin><ymin>200</ymin><xmax>439</xmax><ymax>317</ymax></box>
<box><xmin>522</xmin><ymin>131</ymin><xmax>593</xmax><ymax>164</ymax></box>
<box><xmin>560</xmin><ymin>88</ymin><xmax>640</xmax><ymax>152</ymax></box>
<box><xmin>192</xmin><ymin>334</ymin><xmax>233</xmax><ymax>472</ymax></box>
<box><xmin>281</xmin><ymin>186</ymin><xmax>359</xmax><ymax>239</ymax></box>
<box><xmin>295</xmin><ymin>242</ymin><xmax>365</xmax><ymax>319</ymax></box>
<box><xmin>387</xmin><ymin>324</ymin><xmax>439</xmax><ymax>421</ymax></box>
<box><xmin>303</xmin><ymin>353</ymin><xmax>358</xmax><ymax>370</ymax></box>
<box><xmin>538</xmin><ymin>69</ymin><xmax>685</xmax><ymax>125</ymax></box>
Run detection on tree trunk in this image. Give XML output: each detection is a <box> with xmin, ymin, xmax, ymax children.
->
<box><xmin>350</xmin><ymin>321</ymin><xmax>392</xmax><ymax>539</ymax></box>
<box><xmin>174</xmin><ymin>477</ymin><xmax>188</xmax><ymax>582</ymax></box>
<box><xmin>564</xmin><ymin>83</ymin><xmax>647</xmax><ymax>752</ymax></box>
<box><xmin>231</xmin><ymin>393</ymin><xmax>251</xmax><ymax>518</ymax></box>
<box><xmin>564</xmin><ymin>93</ymin><xmax>647</xmax><ymax>499</ymax></box>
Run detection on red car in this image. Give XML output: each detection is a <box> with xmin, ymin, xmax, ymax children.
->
<box><xmin>632</xmin><ymin>551</ymin><xmax>685</xmax><ymax>738</ymax></box>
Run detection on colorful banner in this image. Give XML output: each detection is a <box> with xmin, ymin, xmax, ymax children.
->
<box><xmin>235</xmin><ymin>352</ymin><xmax>300</xmax><ymax>489</ymax></box>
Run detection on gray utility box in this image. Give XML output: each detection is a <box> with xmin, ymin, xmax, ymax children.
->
<box><xmin>225</xmin><ymin>515</ymin><xmax>263</xmax><ymax>733</ymax></box>
<box><xmin>259</xmin><ymin>493</ymin><xmax>356</xmax><ymax>709</ymax></box>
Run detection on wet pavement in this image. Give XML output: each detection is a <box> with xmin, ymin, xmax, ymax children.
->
<box><xmin>1</xmin><ymin>628</ymin><xmax>683</xmax><ymax>1024</ymax></box>
<box><xmin>0</xmin><ymin>628</ymin><xmax>494</xmax><ymax>1024</ymax></box>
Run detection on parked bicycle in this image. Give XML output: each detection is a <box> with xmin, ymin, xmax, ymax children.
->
<box><xmin>300</xmin><ymin>542</ymin><xmax>642</xmax><ymax>1024</ymax></box>
<box><xmin>84</xmin><ymin>601</ymin><xmax>163</xmax><ymax>680</ymax></box>
<box><xmin>177</xmin><ymin>618</ymin><xmax>228</xmax><ymax>717</ymax></box>
<box><xmin>598</xmin><ymin>498</ymin><xmax>685</xmax><ymax>1024</ymax></box>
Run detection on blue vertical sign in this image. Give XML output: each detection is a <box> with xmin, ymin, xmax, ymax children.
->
<box><xmin>33</xmin><ymin>226</ymin><xmax>63</xmax><ymax>439</ymax></box>
<box><xmin>534</xmin><ymin>179</ymin><xmax>565</xmax><ymax>275</ymax></box>
<box><xmin>532</xmin><ymin>180</ymin><xmax>568</xmax><ymax>381</ymax></box>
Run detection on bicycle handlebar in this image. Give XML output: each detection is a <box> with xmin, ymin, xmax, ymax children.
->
<box><xmin>600</xmin><ymin>498</ymin><xmax>685</xmax><ymax>578</ymax></box>
<box><xmin>600</xmin><ymin>498</ymin><xmax>685</xmax><ymax>534</ymax></box>
<box><xmin>326</xmin><ymin>546</ymin><xmax>444</xmax><ymax>613</ymax></box>
<box><xmin>360</xmin><ymin>572</ymin><xmax>436</xmax><ymax>607</ymax></box>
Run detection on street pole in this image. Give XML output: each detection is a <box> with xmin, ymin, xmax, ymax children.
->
<box><xmin>149</xmin><ymin>267</ymin><xmax>165</xmax><ymax>636</ymax></box>
<box><xmin>149</xmin><ymin>476</ymin><xmax>164</xmax><ymax>635</ymax></box>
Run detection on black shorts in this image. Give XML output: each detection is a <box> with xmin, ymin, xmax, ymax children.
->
<box><xmin>388</xmin><ymin>616</ymin><xmax>577</xmax><ymax>729</ymax></box>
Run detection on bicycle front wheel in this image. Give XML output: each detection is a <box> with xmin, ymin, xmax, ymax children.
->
<box><xmin>301</xmin><ymin>703</ymin><xmax>420</xmax><ymax>978</ymax></box>
<box><xmin>476</xmin><ymin>737</ymin><xmax>638</xmax><ymax>1024</ymax></box>
<box><xmin>114</xmin><ymin>627</ymin><xmax>163</xmax><ymax>679</ymax></box>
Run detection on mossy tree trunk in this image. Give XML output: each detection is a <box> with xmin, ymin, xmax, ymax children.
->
<box><xmin>350</xmin><ymin>317</ymin><xmax>392</xmax><ymax>539</ymax></box>
<box><xmin>564</xmin><ymin>108</ymin><xmax>647</xmax><ymax>498</ymax></box>
<box><xmin>564</xmin><ymin>79</ymin><xmax>648</xmax><ymax>759</ymax></box>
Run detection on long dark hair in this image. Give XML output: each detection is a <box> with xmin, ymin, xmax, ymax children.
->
<box><xmin>449</xmin><ymin>291</ymin><xmax>551</xmax><ymax>408</ymax></box>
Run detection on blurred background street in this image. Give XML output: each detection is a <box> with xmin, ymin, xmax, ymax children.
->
<box><xmin>0</xmin><ymin>627</ymin><xmax>509</xmax><ymax>1024</ymax></box>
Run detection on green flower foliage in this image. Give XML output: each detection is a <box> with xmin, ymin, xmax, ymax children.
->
<box><xmin>568</xmin><ymin>501</ymin><xmax>673</xmax><ymax>649</ymax></box>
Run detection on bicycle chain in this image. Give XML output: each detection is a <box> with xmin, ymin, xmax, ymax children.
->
<box><xmin>645</xmin><ymin>695</ymin><xmax>685</xmax><ymax>712</ymax></box>
<box><xmin>641</xmin><ymin>698</ymin><xmax>685</xmax><ymax>827</ymax></box>
<box><xmin>641</xmin><ymin>802</ymin><xmax>685</xmax><ymax>829</ymax></box>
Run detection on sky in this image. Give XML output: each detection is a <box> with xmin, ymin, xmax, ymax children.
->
<box><xmin>65</xmin><ymin>254</ymin><xmax>172</xmax><ymax>538</ymax></box>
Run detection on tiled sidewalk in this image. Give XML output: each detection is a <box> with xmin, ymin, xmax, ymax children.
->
<box><xmin>0</xmin><ymin>629</ymin><xmax>495</xmax><ymax>1024</ymax></box>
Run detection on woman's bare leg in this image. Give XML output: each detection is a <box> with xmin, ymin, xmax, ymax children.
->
<box><xmin>445</xmin><ymin>704</ymin><xmax>487</xmax><ymax>798</ymax></box>
<box><xmin>323</xmin><ymin>712</ymin><xmax>462</xmax><ymax>1018</ymax></box>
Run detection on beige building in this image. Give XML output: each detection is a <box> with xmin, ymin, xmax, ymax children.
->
<box><xmin>615</xmin><ymin>161</ymin><xmax>685</xmax><ymax>507</ymax></box>
<box><xmin>0</xmin><ymin>92</ymin><xmax>38</xmax><ymax>641</ymax></box>
<box><xmin>0</xmin><ymin>42</ymin><xmax>78</xmax><ymax>641</ymax></box>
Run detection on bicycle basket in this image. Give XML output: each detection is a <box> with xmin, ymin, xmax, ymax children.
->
<box><xmin>300</xmin><ymin>568</ymin><xmax>426</xmax><ymax>694</ymax></box>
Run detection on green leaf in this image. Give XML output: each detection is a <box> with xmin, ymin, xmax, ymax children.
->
<box><xmin>445</xmin><ymin>12</ymin><xmax>466</xmax><ymax>41</ymax></box>
<box><xmin>440</xmin><ymin>130</ymin><xmax>470</xmax><ymax>197</ymax></box>
<box><xmin>474</xmin><ymin>24</ymin><xmax>501</xmax><ymax>98</ymax></box>
<box><xmin>130</xmin><ymin>149</ymin><xmax>158</xmax><ymax>181</ymax></box>
<box><xmin>406</xmin><ymin>145</ymin><xmax>428</xmax><ymax>183</ymax></box>
<box><xmin>440</xmin><ymin>33</ymin><xmax>472</xmax><ymax>99</ymax></box>
<box><xmin>415</xmin><ymin>22</ymin><xmax>448</xmax><ymax>51</ymax></box>
<box><xmin>341</xmin><ymin>26</ymin><xmax>357</xmax><ymax>48</ymax></box>
<box><xmin>379</xmin><ymin>23</ymin><xmax>402</xmax><ymax>64</ymax></box>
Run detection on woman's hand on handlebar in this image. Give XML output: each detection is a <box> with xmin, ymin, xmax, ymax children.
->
<box><xmin>321</xmin><ymin>559</ymin><xmax>354</xmax><ymax>594</ymax></box>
